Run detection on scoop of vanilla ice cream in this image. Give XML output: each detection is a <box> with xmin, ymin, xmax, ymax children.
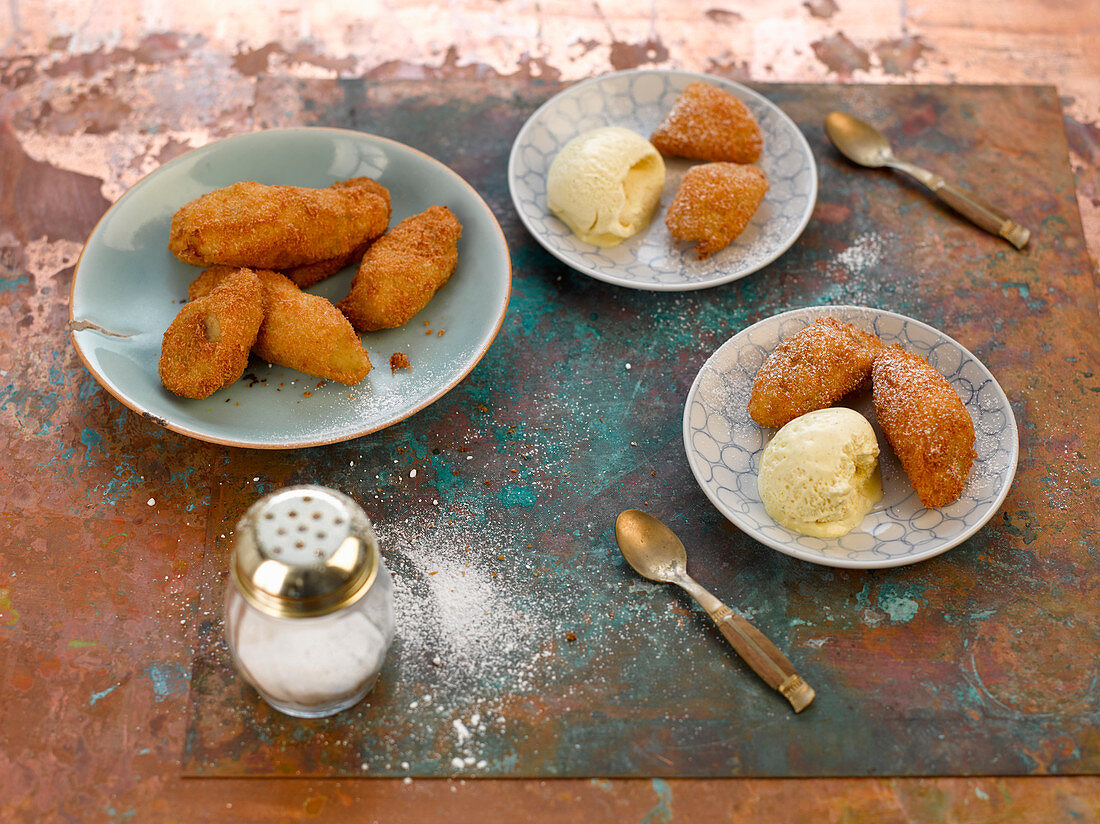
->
<box><xmin>757</xmin><ymin>408</ymin><xmax>883</xmax><ymax>539</ymax></box>
<box><xmin>546</xmin><ymin>126</ymin><xmax>666</xmax><ymax>247</ymax></box>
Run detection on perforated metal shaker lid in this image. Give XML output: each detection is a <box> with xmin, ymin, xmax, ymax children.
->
<box><xmin>230</xmin><ymin>485</ymin><xmax>379</xmax><ymax>618</ymax></box>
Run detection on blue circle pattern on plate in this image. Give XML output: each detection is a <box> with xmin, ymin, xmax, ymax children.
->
<box><xmin>682</xmin><ymin>305</ymin><xmax>1019</xmax><ymax>568</ymax></box>
<box><xmin>508</xmin><ymin>69</ymin><xmax>818</xmax><ymax>291</ymax></box>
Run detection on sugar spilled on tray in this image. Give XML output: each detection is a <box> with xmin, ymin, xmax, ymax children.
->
<box><xmin>376</xmin><ymin>510</ymin><xmax>582</xmax><ymax>771</ymax></box>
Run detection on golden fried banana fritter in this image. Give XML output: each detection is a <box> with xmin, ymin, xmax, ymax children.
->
<box><xmin>665</xmin><ymin>162</ymin><xmax>768</xmax><ymax>259</ymax></box>
<box><xmin>168</xmin><ymin>178</ymin><xmax>389</xmax><ymax>270</ymax></box>
<box><xmin>338</xmin><ymin>205</ymin><xmax>462</xmax><ymax>332</ymax></box>
<box><xmin>748</xmin><ymin>317</ymin><xmax>886</xmax><ymax>428</ymax></box>
<box><xmin>329</xmin><ymin>176</ymin><xmax>392</xmax><ymax>205</ymax></box>
<box><xmin>872</xmin><ymin>345</ymin><xmax>976</xmax><ymax>507</ymax></box>
<box><xmin>650</xmin><ymin>82</ymin><xmax>763</xmax><ymax>164</ymax></box>
<box><xmin>277</xmin><ymin>178</ymin><xmax>392</xmax><ymax>288</ymax></box>
<box><xmin>278</xmin><ymin>241</ymin><xmax>373</xmax><ymax>290</ymax></box>
<box><xmin>187</xmin><ymin>265</ymin><xmax>234</xmax><ymax>302</ymax></box>
<box><xmin>159</xmin><ymin>267</ymin><xmax>263</xmax><ymax>399</ymax></box>
<box><xmin>191</xmin><ymin>266</ymin><xmax>371</xmax><ymax>385</ymax></box>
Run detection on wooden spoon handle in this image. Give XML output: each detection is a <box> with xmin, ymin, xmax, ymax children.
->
<box><xmin>892</xmin><ymin>159</ymin><xmax>1030</xmax><ymax>250</ymax></box>
<box><xmin>711</xmin><ymin>605</ymin><xmax>816</xmax><ymax>713</ymax></box>
<box><xmin>933</xmin><ymin>181</ymin><xmax>1031</xmax><ymax>249</ymax></box>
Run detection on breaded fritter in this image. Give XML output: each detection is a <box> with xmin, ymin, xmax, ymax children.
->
<box><xmin>168</xmin><ymin>178</ymin><xmax>389</xmax><ymax>270</ymax></box>
<box><xmin>338</xmin><ymin>205</ymin><xmax>462</xmax><ymax>332</ymax></box>
<box><xmin>748</xmin><ymin>317</ymin><xmax>886</xmax><ymax>428</ymax></box>
<box><xmin>665</xmin><ymin>162</ymin><xmax>768</xmax><ymax>259</ymax></box>
<box><xmin>872</xmin><ymin>345</ymin><xmax>976</xmax><ymax>507</ymax></box>
<box><xmin>191</xmin><ymin>266</ymin><xmax>371</xmax><ymax>385</ymax></box>
<box><xmin>278</xmin><ymin>241</ymin><xmax>373</xmax><ymax>290</ymax></box>
<box><xmin>159</xmin><ymin>267</ymin><xmax>263</xmax><ymax>399</ymax></box>
<box><xmin>650</xmin><ymin>82</ymin><xmax>763</xmax><ymax>164</ymax></box>
<box><xmin>278</xmin><ymin>178</ymin><xmax>392</xmax><ymax>288</ymax></box>
<box><xmin>330</xmin><ymin>176</ymin><xmax>391</xmax><ymax>205</ymax></box>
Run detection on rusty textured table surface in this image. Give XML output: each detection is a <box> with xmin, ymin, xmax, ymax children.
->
<box><xmin>3</xmin><ymin>2</ymin><xmax>1100</xmax><ymax>822</ymax></box>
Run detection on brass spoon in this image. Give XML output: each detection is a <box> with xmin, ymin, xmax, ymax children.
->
<box><xmin>824</xmin><ymin>111</ymin><xmax>1030</xmax><ymax>250</ymax></box>
<box><xmin>614</xmin><ymin>509</ymin><xmax>815</xmax><ymax>713</ymax></box>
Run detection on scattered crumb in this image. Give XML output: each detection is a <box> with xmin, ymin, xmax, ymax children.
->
<box><xmin>390</xmin><ymin>352</ymin><xmax>412</xmax><ymax>373</ymax></box>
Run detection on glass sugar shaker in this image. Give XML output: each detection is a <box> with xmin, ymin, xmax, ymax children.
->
<box><xmin>224</xmin><ymin>485</ymin><xmax>395</xmax><ymax>718</ymax></box>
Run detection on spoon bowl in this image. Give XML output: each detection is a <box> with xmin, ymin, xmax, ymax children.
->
<box><xmin>614</xmin><ymin>509</ymin><xmax>689</xmax><ymax>583</ymax></box>
<box><xmin>823</xmin><ymin>111</ymin><xmax>895</xmax><ymax>167</ymax></box>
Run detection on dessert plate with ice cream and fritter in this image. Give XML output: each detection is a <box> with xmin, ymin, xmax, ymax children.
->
<box><xmin>682</xmin><ymin>306</ymin><xmax>1019</xmax><ymax>568</ymax></box>
<box><xmin>508</xmin><ymin>69</ymin><xmax>817</xmax><ymax>291</ymax></box>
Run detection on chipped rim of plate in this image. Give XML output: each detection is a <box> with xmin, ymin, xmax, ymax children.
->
<box><xmin>682</xmin><ymin>305</ymin><xmax>1019</xmax><ymax>568</ymax></box>
<box><xmin>507</xmin><ymin>68</ymin><xmax>818</xmax><ymax>291</ymax></box>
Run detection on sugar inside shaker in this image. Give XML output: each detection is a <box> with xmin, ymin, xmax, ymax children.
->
<box><xmin>224</xmin><ymin>485</ymin><xmax>395</xmax><ymax>718</ymax></box>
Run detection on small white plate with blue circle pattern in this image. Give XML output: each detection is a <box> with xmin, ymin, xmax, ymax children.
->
<box><xmin>683</xmin><ymin>305</ymin><xmax>1019</xmax><ymax>568</ymax></box>
<box><xmin>508</xmin><ymin>69</ymin><xmax>817</xmax><ymax>291</ymax></box>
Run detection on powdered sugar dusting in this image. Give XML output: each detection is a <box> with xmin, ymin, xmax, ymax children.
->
<box><xmin>385</xmin><ymin>523</ymin><xmax>534</xmax><ymax>679</ymax></box>
<box><xmin>374</xmin><ymin>512</ymin><xmax>576</xmax><ymax>770</ymax></box>
<box><xmin>835</xmin><ymin>232</ymin><xmax>883</xmax><ymax>276</ymax></box>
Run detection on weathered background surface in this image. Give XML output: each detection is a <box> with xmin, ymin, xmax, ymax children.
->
<box><xmin>2</xmin><ymin>2</ymin><xmax>1099</xmax><ymax>822</ymax></box>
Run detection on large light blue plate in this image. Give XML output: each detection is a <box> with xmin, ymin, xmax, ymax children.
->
<box><xmin>683</xmin><ymin>306</ymin><xmax>1019</xmax><ymax>568</ymax></box>
<box><xmin>71</xmin><ymin>128</ymin><xmax>511</xmax><ymax>449</ymax></box>
<box><xmin>508</xmin><ymin>69</ymin><xmax>817</xmax><ymax>290</ymax></box>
